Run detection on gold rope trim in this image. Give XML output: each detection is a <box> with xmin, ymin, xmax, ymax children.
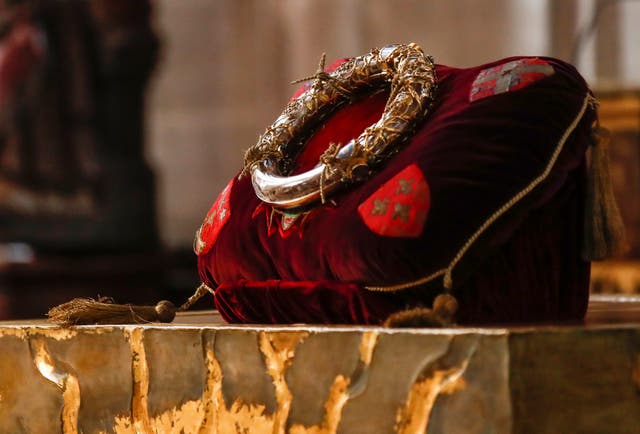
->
<box><xmin>365</xmin><ymin>269</ymin><xmax>446</xmax><ymax>292</ymax></box>
<box><xmin>365</xmin><ymin>93</ymin><xmax>592</xmax><ymax>293</ymax></box>
<box><xmin>178</xmin><ymin>283</ymin><xmax>216</xmax><ymax>312</ymax></box>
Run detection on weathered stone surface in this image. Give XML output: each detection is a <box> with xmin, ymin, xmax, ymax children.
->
<box><xmin>428</xmin><ymin>333</ymin><xmax>512</xmax><ymax>434</ymax></box>
<box><xmin>44</xmin><ymin>328</ymin><xmax>133</xmax><ymax>433</ymax></box>
<box><xmin>214</xmin><ymin>329</ymin><xmax>278</xmax><ymax>415</ymax></box>
<box><xmin>509</xmin><ymin>327</ymin><xmax>640</xmax><ymax>434</ymax></box>
<box><xmin>0</xmin><ymin>329</ymin><xmax>64</xmax><ymax>434</ymax></box>
<box><xmin>144</xmin><ymin>328</ymin><xmax>207</xmax><ymax>418</ymax></box>
<box><xmin>0</xmin><ymin>299</ymin><xmax>639</xmax><ymax>433</ymax></box>
<box><xmin>0</xmin><ymin>327</ymin><xmax>133</xmax><ymax>434</ymax></box>
<box><xmin>285</xmin><ymin>330</ymin><xmax>364</xmax><ymax>429</ymax></box>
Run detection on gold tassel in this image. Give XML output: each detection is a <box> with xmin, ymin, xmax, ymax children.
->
<box><xmin>582</xmin><ymin>124</ymin><xmax>628</xmax><ymax>261</ymax></box>
<box><xmin>47</xmin><ymin>299</ymin><xmax>176</xmax><ymax>326</ymax></box>
<box><xmin>47</xmin><ymin>284</ymin><xmax>215</xmax><ymax>326</ymax></box>
<box><xmin>383</xmin><ymin>293</ymin><xmax>458</xmax><ymax>327</ymax></box>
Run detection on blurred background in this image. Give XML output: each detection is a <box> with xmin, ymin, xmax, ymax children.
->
<box><xmin>0</xmin><ymin>0</ymin><xmax>638</xmax><ymax>319</ymax></box>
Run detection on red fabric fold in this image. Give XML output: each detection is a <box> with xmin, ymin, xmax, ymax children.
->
<box><xmin>215</xmin><ymin>280</ymin><xmax>404</xmax><ymax>325</ymax></box>
<box><xmin>213</xmin><ymin>161</ymin><xmax>589</xmax><ymax>326</ymax></box>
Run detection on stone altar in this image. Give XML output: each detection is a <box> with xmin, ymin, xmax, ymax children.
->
<box><xmin>0</xmin><ymin>295</ymin><xmax>638</xmax><ymax>434</ymax></box>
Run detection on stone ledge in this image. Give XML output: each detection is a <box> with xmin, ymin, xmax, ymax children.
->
<box><xmin>0</xmin><ymin>297</ymin><xmax>638</xmax><ymax>433</ymax></box>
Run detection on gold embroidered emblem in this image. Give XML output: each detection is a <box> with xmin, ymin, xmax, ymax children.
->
<box><xmin>397</xmin><ymin>179</ymin><xmax>414</xmax><ymax>195</ymax></box>
<box><xmin>358</xmin><ymin>164</ymin><xmax>430</xmax><ymax>238</ymax></box>
<box><xmin>393</xmin><ymin>203</ymin><xmax>411</xmax><ymax>222</ymax></box>
<box><xmin>195</xmin><ymin>178</ymin><xmax>235</xmax><ymax>256</ymax></box>
<box><xmin>218</xmin><ymin>206</ymin><xmax>228</xmax><ymax>222</ymax></box>
<box><xmin>205</xmin><ymin>211</ymin><xmax>216</xmax><ymax>226</ymax></box>
<box><xmin>371</xmin><ymin>198</ymin><xmax>390</xmax><ymax>216</ymax></box>
<box><xmin>280</xmin><ymin>212</ymin><xmax>300</xmax><ymax>231</ymax></box>
<box><xmin>193</xmin><ymin>228</ymin><xmax>207</xmax><ymax>255</ymax></box>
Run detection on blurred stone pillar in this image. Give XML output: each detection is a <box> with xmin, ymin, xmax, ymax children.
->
<box><xmin>595</xmin><ymin>1</ymin><xmax>622</xmax><ymax>85</ymax></box>
<box><xmin>149</xmin><ymin>0</ymin><xmax>291</xmax><ymax>247</ymax></box>
<box><xmin>551</xmin><ymin>0</ymin><xmax>640</xmax><ymax>88</ymax></box>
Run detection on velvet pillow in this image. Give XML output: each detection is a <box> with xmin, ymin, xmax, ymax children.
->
<box><xmin>195</xmin><ymin>55</ymin><xmax>596</xmax><ymax>325</ymax></box>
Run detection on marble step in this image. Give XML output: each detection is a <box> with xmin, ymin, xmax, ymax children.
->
<box><xmin>0</xmin><ymin>295</ymin><xmax>638</xmax><ymax>433</ymax></box>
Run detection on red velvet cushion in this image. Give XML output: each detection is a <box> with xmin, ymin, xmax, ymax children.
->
<box><xmin>196</xmin><ymin>56</ymin><xmax>595</xmax><ymax>325</ymax></box>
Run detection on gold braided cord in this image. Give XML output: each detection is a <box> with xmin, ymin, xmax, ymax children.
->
<box><xmin>365</xmin><ymin>269</ymin><xmax>446</xmax><ymax>292</ymax></box>
<box><xmin>365</xmin><ymin>93</ymin><xmax>592</xmax><ymax>293</ymax></box>
<box><xmin>178</xmin><ymin>283</ymin><xmax>216</xmax><ymax>312</ymax></box>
